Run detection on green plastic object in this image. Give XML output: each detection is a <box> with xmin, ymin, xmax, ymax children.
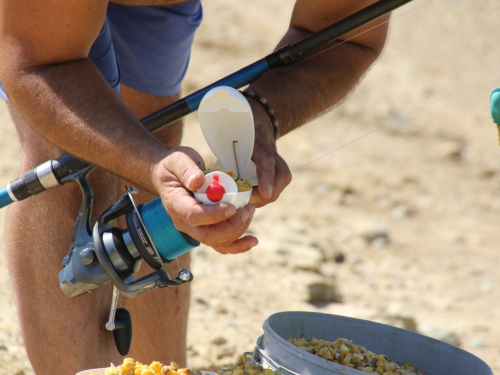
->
<box><xmin>490</xmin><ymin>88</ymin><xmax>500</xmax><ymax>124</ymax></box>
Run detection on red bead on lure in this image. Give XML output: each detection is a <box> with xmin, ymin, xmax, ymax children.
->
<box><xmin>206</xmin><ymin>174</ymin><xmax>225</xmax><ymax>202</ymax></box>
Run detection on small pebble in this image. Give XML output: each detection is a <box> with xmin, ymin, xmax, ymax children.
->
<box><xmin>470</xmin><ymin>339</ymin><xmax>488</xmax><ymax>348</ymax></box>
<box><xmin>306</xmin><ymin>279</ymin><xmax>342</xmax><ymax>304</ymax></box>
<box><xmin>211</xmin><ymin>336</ymin><xmax>228</xmax><ymax>346</ymax></box>
<box><xmin>420</xmin><ymin>326</ymin><xmax>461</xmax><ymax>347</ymax></box>
<box><xmin>359</xmin><ymin>223</ymin><xmax>390</xmax><ymax>246</ymax></box>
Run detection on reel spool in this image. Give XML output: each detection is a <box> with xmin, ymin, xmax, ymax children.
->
<box><xmin>58</xmin><ymin>167</ymin><xmax>199</xmax><ymax>354</ymax></box>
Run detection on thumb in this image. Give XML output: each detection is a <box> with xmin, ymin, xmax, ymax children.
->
<box><xmin>185</xmin><ymin>169</ymin><xmax>205</xmax><ymax>192</ymax></box>
<box><xmin>167</xmin><ymin>148</ymin><xmax>206</xmax><ymax>192</ymax></box>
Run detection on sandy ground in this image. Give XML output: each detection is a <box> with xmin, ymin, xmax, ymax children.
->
<box><xmin>1</xmin><ymin>0</ymin><xmax>500</xmax><ymax>374</ymax></box>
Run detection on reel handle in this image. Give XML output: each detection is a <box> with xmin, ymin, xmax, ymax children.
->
<box><xmin>106</xmin><ymin>286</ymin><xmax>132</xmax><ymax>356</ymax></box>
<box><xmin>110</xmin><ymin>308</ymin><xmax>133</xmax><ymax>356</ymax></box>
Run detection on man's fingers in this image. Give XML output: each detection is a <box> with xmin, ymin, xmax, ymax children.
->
<box><xmin>212</xmin><ymin>235</ymin><xmax>259</xmax><ymax>254</ymax></box>
<box><xmin>185</xmin><ymin>201</ymin><xmax>238</xmax><ymax>227</ymax></box>
<box><xmin>159</xmin><ymin>147</ymin><xmax>206</xmax><ymax>192</ymax></box>
<box><xmin>155</xmin><ymin>147</ymin><xmax>261</xmax><ymax>252</ymax></box>
<box><xmin>166</xmin><ymin>191</ymin><xmax>237</xmax><ymax>227</ymax></box>
<box><xmin>250</xmin><ymin>153</ymin><xmax>292</xmax><ymax>207</ymax></box>
<box><xmin>180</xmin><ymin>205</ymin><xmax>255</xmax><ymax>247</ymax></box>
<box><xmin>252</xmin><ymin>146</ymin><xmax>276</xmax><ymax>199</ymax></box>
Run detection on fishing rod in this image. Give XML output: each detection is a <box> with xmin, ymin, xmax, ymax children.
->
<box><xmin>1</xmin><ymin>0</ymin><xmax>415</xmax><ymax>355</ymax></box>
<box><xmin>0</xmin><ymin>0</ymin><xmax>413</xmax><ymax>209</ymax></box>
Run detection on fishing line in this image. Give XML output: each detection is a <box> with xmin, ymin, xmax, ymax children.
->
<box><xmin>296</xmin><ymin>67</ymin><xmax>500</xmax><ymax>171</ymax></box>
<box><xmin>190</xmin><ymin>246</ymin><xmax>202</xmax><ymax>270</ymax></box>
<box><xmin>295</xmin><ymin>0</ymin><xmax>432</xmax><ymax>66</ymax></box>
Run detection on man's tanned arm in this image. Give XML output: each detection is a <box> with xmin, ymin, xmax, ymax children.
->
<box><xmin>0</xmin><ymin>0</ymin><xmax>257</xmax><ymax>254</ymax></box>
<box><xmin>255</xmin><ymin>0</ymin><xmax>389</xmax><ymax>135</ymax></box>
<box><xmin>0</xmin><ymin>0</ymin><xmax>171</xmax><ymax>194</ymax></box>
<box><xmin>246</xmin><ymin>0</ymin><xmax>390</xmax><ymax>207</ymax></box>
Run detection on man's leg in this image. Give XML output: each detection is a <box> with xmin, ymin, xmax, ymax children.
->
<box><xmin>119</xmin><ymin>86</ymin><xmax>192</xmax><ymax>366</ymax></box>
<box><xmin>5</xmin><ymin>87</ymin><xmax>192</xmax><ymax>374</ymax></box>
<box><xmin>5</xmin><ymin>105</ymin><xmax>122</xmax><ymax>374</ymax></box>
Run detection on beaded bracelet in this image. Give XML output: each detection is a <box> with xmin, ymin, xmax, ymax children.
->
<box><xmin>241</xmin><ymin>90</ymin><xmax>281</xmax><ymax>139</ymax></box>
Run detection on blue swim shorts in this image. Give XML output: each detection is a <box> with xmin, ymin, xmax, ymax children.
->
<box><xmin>0</xmin><ymin>1</ymin><xmax>202</xmax><ymax>100</ymax></box>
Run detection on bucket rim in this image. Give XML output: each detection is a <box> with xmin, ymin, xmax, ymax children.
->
<box><xmin>259</xmin><ymin>310</ymin><xmax>493</xmax><ymax>375</ymax></box>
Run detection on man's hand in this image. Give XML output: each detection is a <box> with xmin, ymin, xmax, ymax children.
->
<box><xmin>153</xmin><ymin>147</ymin><xmax>258</xmax><ymax>254</ymax></box>
<box><xmin>249</xmin><ymin>99</ymin><xmax>292</xmax><ymax>207</ymax></box>
<box><xmin>248</xmin><ymin>102</ymin><xmax>292</xmax><ymax>208</ymax></box>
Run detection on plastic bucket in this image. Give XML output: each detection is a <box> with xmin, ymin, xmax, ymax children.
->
<box><xmin>252</xmin><ymin>311</ymin><xmax>493</xmax><ymax>375</ymax></box>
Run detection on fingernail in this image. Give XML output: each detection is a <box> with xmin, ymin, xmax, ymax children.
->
<box><xmin>240</xmin><ymin>209</ymin><xmax>250</xmax><ymax>223</ymax></box>
<box><xmin>225</xmin><ymin>206</ymin><xmax>237</xmax><ymax>219</ymax></box>
<box><xmin>187</xmin><ymin>173</ymin><xmax>197</xmax><ymax>188</ymax></box>
<box><xmin>266</xmin><ymin>185</ymin><xmax>273</xmax><ymax>198</ymax></box>
<box><xmin>247</xmin><ymin>204</ymin><xmax>256</xmax><ymax>216</ymax></box>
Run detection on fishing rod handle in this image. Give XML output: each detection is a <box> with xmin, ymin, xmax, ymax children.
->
<box><xmin>0</xmin><ymin>154</ymin><xmax>90</xmax><ymax>208</ymax></box>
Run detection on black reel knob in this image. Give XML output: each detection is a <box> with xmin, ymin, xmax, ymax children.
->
<box><xmin>113</xmin><ymin>308</ymin><xmax>133</xmax><ymax>356</ymax></box>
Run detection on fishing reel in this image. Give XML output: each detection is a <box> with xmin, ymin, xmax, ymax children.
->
<box><xmin>58</xmin><ymin>166</ymin><xmax>199</xmax><ymax>354</ymax></box>
<box><xmin>58</xmin><ymin>86</ymin><xmax>255</xmax><ymax>355</ymax></box>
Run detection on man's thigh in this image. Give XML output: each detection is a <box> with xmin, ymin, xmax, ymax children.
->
<box><xmin>5</xmin><ymin>86</ymin><xmax>191</xmax><ymax>374</ymax></box>
<box><xmin>5</xmin><ymin>104</ymin><xmax>123</xmax><ymax>374</ymax></box>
